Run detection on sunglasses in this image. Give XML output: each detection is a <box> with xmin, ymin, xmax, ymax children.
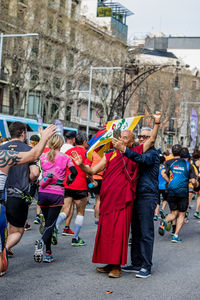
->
<box><xmin>138</xmin><ymin>135</ymin><xmax>151</xmax><ymax>139</ymax></box>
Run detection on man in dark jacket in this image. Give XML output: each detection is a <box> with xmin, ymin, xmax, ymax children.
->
<box><xmin>113</xmin><ymin>127</ymin><xmax>160</xmax><ymax>278</ymax></box>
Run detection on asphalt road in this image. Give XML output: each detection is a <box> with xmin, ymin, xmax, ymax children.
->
<box><xmin>1</xmin><ymin>198</ymin><xmax>200</xmax><ymax>300</ymax></box>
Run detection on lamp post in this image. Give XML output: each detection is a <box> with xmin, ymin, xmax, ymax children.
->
<box><xmin>71</xmin><ymin>65</ymin><xmax>122</xmax><ymax>137</ymax></box>
<box><xmin>0</xmin><ymin>33</ymin><xmax>39</xmax><ymax>72</ymax></box>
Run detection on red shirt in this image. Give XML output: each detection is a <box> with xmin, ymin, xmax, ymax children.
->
<box><xmin>43</xmin><ymin>147</ymin><xmax>50</xmax><ymax>153</ymax></box>
<box><xmin>64</xmin><ymin>146</ymin><xmax>91</xmax><ymax>190</ymax></box>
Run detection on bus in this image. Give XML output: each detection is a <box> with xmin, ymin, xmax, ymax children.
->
<box><xmin>0</xmin><ymin>114</ymin><xmax>78</xmax><ymax>138</ymax></box>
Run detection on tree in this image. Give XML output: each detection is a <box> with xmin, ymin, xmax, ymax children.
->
<box><xmin>0</xmin><ymin>0</ymin><xmax>128</xmax><ymax>126</ymax></box>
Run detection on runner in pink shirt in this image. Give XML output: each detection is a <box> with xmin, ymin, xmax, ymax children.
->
<box><xmin>34</xmin><ymin>134</ymin><xmax>77</xmax><ymax>263</ymax></box>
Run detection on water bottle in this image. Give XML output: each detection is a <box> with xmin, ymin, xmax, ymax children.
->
<box><xmin>88</xmin><ymin>183</ymin><xmax>94</xmax><ymax>189</ymax></box>
<box><xmin>40</xmin><ymin>173</ymin><xmax>54</xmax><ymax>189</ymax></box>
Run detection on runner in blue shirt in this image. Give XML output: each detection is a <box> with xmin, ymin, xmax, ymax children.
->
<box><xmin>154</xmin><ymin>155</ymin><xmax>168</xmax><ymax>221</ymax></box>
<box><xmin>158</xmin><ymin>146</ymin><xmax>197</xmax><ymax>242</ymax></box>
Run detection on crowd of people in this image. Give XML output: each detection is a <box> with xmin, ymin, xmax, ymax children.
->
<box><xmin>0</xmin><ymin>111</ymin><xmax>199</xmax><ymax>280</ymax></box>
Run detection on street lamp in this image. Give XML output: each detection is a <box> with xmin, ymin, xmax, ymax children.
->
<box><xmin>70</xmin><ymin>65</ymin><xmax>122</xmax><ymax>137</ymax></box>
<box><xmin>0</xmin><ymin>33</ymin><xmax>39</xmax><ymax>72</ymax></box>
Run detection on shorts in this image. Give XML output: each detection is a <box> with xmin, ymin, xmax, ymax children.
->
<box><xmin>6</xmin><ymin>197</ymin><xmax>29</xmax><ymax>228</ymax></box>
<box><xmin>0</xmin><ymin>204</ymin><xmax>7</xmax><ymax>252</ymax></box>
<box><xmin>189</xmin><ymin>187</ymin><xmax>194</xmax><ymax>193</ymax></box>
<box><xmin>167</xmin><ymin>194</ymin><xmax>188</xmax><ymax>212</ymax></box>
<box><xmin>87</xmin><ymin>179</ymin><xmax>102</xmax><ymax>195</ymax></box>
<box><xmin>38</xmin><ymin>192</ymin><xmax>64</xmax><ymax>207</ymax></box>
<box><xmin>64</xmin><ymin>189</ymin><xmax>88</xmax><ymax>200</ymax></box>
<box><xmin>193</xmin><ymin>186</ymin><xmax>200</xmax><ymax>193</ymax></box>
<box><xmin>158</xmin><ymin>190</ymin><xmax>168</xmax><ymax>205</ymax></box>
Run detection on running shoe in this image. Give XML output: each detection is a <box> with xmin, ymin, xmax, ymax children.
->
<box><xmin>166</xmin><ymin>221</ymin><xmax>172</xmax><ymax>232</ymax></box>
<box><xmin>39</xmin><ymin>215</ymin><xmax>45</xmax><ymax>234</ymax></box>
<box><xmin>2</xmin><ymin>248</ymin><xmax>8</xmax><ymax>272</ymax></box>
<box><xmin>171</xmin><ymin>225</ymin><xmax>176</xmax><ymax>236</ymax></box>
<box><xmin>158</xmin><ymin>219</ymin><xmax>167</xmax><ymax>236</ymax></box>
<box><xmin>43</xmin><ymin>252</ymin><xmax>54</xmax><ymax>263</ymax></box>
<box><xmin>62</xmin><ymin>227</ymin><xmax>74</xmax><ymax>236</ymax></box>
<box><xmin>33</xmin><ymin>216</ymin><xmax>40</xmax><ymax>224</ymax></box>
<box><xmin>194</xmin><ymin>212</ymin><xmax>200</xmax><ymax>219</ymax></box>
<box><xmin>34</xmin><ymin>240</ymin><xmax>44</xmax><ymax>263</ymax></box>
<box><xmin>136</xmin><ymin>268</ymin><xmax>151</xmax><ymax>279</ymax></box>
<box><xmin>51</xmin><ymin>228</ymin><xmax>58</xmax><ymax>245</ymax></box>
<box><xmin>122</xmin><ymin>264</ymin><xmax>141</xmax><ymax>273</ymax></box>
<box><xmin>7</xmin><ymin>248</ymin><xmax>14</xmax><ymax>256</ymax></box>
<box><xmin>159</xmin><ymin>209</ymin><xmax>167</xmax><ymax>219</ymax></box>
<box><xmin>154</xmin><ymin>214</ymin><xmax>158</xmax><ymax>221</ymax></box>
<box><xmin>71</xmin><ymin>237</ymin><xmax>86</xmax><ymax>246</ymax></box>
<box><xmin>24</xmin><ymin>222</ymin><xmax>31</xmax><ymax>231</ymax></box>
<box><xmin>171</xmin><ymin>235</ymin><xmax>182</xmax><ymax>243</ymax></box>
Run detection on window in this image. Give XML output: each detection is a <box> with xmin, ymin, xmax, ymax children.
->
<box><xmin>51</xmin><ymin>103</ymin><xmax>59</xmax><ymax>116</ymax></box>
<box><xmin>55</xmin><ymin>49</ymin><xmax>62</xmax><ymax>68</ymax></box>
<box><xmin>167</xmin><ymin>135</ymin><xmax>173</xmax><ymax>145</ymax></box>
<box><xmin>19</xmin><ymin>0</ymin><xmax>27</xmax><ymax>3</ymax></box>
<box><xmin>169</xmin><ymin>119</ymin><xmax>174</xmax><ymax>131</ymax></box>
<box><xmin>192</xmin><ymin>81</ymin><xmax>197</xmax><ymax>90</ymax></box>
<box><xmin>45</xmin><ymin>43</ymin><xmax>52</xmax><ymax>58</ymax></box>
<box><xmin>66</xmin><ymin>81</ymin><xmax>72</xmax><ymax>92</ymax></box>
<box><xmin>30</xmin><ymin>70</ymin><xmax>39</xmax><ymax>85</ymax></box>
<box><xmin>102</xmin><ymin>86</ymin><xmax>108</xmax><ymax>98</ymax></box>
<box><xmin>68</xmin><ymin>53</ymin><xmax>74</xmax><ymax>68</ymax></box>
<box><xmin>17</xmin><ymin>6</ymin><xmax>25</xmax><ymax>24</ymax></box>
<box><xmin>95</xmin><ymin>89</ymin><xmax>99</xmax><ymax>97</ymax></box>
<box><xmin>47</xmin><ymin>14</ymin><xmax>54</xmax><ymax>33</ymax></box>
<box><xmin>57</xmin><ymin>17</ymin><xmax>64</xmax><ymax>36</ymax></box>
<box><xmin>66</xmin><ymin>106</ymin><xmax>71</xmax><ymax>121</ymax></box>
<box><xmin>31</xmin><ymin>40</ymin><xmax>39</xmax><ymax>57</ymax></box>
<box><xmin>28</xmin><ymin>93</ymin><xmax>41</xmax><ymax>116</ymax></box>
<box><xmin>60</xmin><ymin>0</ymin><xmax>65</xmax><ymax>8</ymax></box>
<box><xmin>48</xmin><ymin>0</ymin><xmax>56</xmax><ymax>8</ymax></box>
<box><xmin>77</xmin><ymin>105</ymin><xmax>81</xmax><ymax>117</ymax></box>
<box><xmin>90</xmin><ymin>108</ymin><xmax>94</xmax><ymax>121</ymax></box>
<box><xmin>53</xmin><ymin>77</ymin><xmax>61</xmax><ymax>90</ymax></box>
<box><xmin>71</xmin><ymin>3</ymin><xmax>76</xmax><ymax>18</ymax></box>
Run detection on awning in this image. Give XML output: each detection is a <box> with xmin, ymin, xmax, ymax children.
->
<box><xmin>0</xmin><ymin>119</ymin><xmax>10</xmax><ymax>138</ymax></box>
<box><xmin>27</xmin><ymin>123</ymin><xmax>39</xmax><ymax>131</ymax></box>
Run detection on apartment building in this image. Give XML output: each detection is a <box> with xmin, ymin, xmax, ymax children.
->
<box><xmin>0</xmin><ymin>0</ymin><xmax>133</xmax><ymax>134</ymax></box>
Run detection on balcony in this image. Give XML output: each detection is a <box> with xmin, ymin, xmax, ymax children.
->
<box><xmin>111</xmin><ymin>17</ymin><xmax>128</xmax><ymax>43</ymax></box>
<box><xmin>97</xmin><ymin>1</ymin><xmax>133</xmax><ymax>42</ymax></box>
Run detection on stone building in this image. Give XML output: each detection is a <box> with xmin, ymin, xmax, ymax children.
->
<box><xmin>0</xmin><ymin>0</ymin><xmax>133</xmax><ymax>135</ymax></box>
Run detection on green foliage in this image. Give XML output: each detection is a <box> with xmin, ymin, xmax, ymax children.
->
<box><xmin>97</xmin><ymin>6</ymin><xmax>112</xmax><ymax>17</ymax></box>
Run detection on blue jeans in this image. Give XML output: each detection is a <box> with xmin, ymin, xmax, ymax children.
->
<box><xmin>131</xmin><ymin>196</ymin><xmax>157</xmax><ymax>271</ymax></box>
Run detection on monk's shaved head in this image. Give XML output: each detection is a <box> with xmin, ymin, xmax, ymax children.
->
<box><xmin>121</xmin><ymin>130</ymin><xmax>135</xmax><ymax>147</ymax></box>
<box><xmin>122</xmin><ymin>130</ymin><xmax>135</xmax><ymax>139</ymax></box>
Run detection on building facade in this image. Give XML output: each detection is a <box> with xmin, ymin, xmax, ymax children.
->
<box><xmin>0</xmin><ymin>0</ymin><xmax>132</xmax><ymax>135</ymax></box>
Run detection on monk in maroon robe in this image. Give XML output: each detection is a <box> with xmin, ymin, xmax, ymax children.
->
<box><xmin>71</xmin><ymin>112</ymin><xmax>161</xmax><ymax>278</ymax></box>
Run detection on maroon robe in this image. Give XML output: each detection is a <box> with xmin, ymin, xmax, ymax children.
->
<box><xmin>92</xmin><ymin>145</ymin><xmax>143</xmax><ymax>265</ymax></box>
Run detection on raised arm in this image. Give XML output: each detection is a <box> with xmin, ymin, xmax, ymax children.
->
<box><xmin>71</xmin><ymin>151</ymin><xmax>106</xmax><ymax>175</ymax></box>
<box><xmin>0</xmin><ymin>125</ymin><xmax>56</xmax><ymax>174</ymax></box>
<box><xmin>18</xmin><ymin>124</ymin><xmax>57</xmax><ymax>165</ymax></box>
<box><xmin>143</xmin><ymin>111</ymin><xmax>161</xmax><ymax>153</ymax></box>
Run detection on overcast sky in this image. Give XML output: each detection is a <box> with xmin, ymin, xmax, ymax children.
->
<box><xmin>118</xmin><ymin>0</ymin><xmax>200</xmax><ymax>40</ymax></box>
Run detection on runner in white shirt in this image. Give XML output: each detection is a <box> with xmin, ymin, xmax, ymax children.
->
<box><xmin>60</xmin><ymin>131</ymin><xmax>76</xmax><ymax>153</ymax></box>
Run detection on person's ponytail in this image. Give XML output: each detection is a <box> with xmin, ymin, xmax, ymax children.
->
<box><xmin>47</xmin><ymin>134</ymin><xmax>64</xmax><ymax>163</ymax></box>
